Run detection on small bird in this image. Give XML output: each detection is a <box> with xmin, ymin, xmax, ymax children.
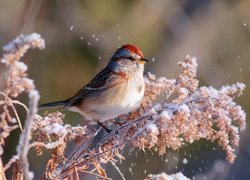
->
<box><xmin>40</xmin><ymin>44</ymin><xmax>148</xmax><ymax>126</ymax></box>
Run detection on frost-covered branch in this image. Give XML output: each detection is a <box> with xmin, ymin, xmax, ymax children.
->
<box><xmin>17</xmin><ymin>90</ymin><xmax>40</xmax><ymax>180</ymax></box>
<box><xmin>1</xmin><ymin>33</ymin><xmax>45</xmax><ymax>97</ymax></box>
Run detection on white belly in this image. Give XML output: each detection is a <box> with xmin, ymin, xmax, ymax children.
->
<box><xmin>97</xmin><ymin>75</ymin><xmax>144</xmax><ymax>122</ymax></box>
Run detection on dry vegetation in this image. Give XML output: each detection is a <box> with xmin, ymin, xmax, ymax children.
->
<box><xmin>0</xmin><ymin>33</ymin><xmax>246</xmax><ymax>179</ymax></box>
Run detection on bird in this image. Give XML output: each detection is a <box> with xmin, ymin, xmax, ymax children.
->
<box><xmin>40</xmin><ymin>44</ymin><xmax>148</xmax><ymax>127</ymax></box>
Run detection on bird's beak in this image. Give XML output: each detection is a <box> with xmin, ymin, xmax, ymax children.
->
<box><xmin>138</xmin><ymin>57</ymin><xmax>149</xmax><ymax>64</ymax></box>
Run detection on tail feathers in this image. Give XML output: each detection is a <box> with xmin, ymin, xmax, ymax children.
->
<box><xmin>39</xmin><ymin>100</ymin><xmax>67</xmax><ymax>109</ymax></box>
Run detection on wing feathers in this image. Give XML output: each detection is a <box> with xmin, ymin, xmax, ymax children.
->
<box><xmin>65</xmin><ymin>67</ymin><xmax>115</xmax><ymax>107</ymax></box>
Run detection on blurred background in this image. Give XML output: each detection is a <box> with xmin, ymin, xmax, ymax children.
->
<box><xmin>0</xmin><ymin>0</ymin><xmax>250</xmax><ymax>179</ymax></box>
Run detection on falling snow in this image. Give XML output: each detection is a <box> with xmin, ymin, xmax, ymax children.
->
<box><xmin>182</xmin><ymin>158</ymin><xmax>188</xmax><ymax>164</ymax></box>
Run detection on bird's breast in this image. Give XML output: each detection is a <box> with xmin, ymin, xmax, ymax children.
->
<box><xmin>70</xmin><ymin>71</ymin><xmax>145</xmax><ymax>122</ymax></box>
<box><xmin>106</xmin><ymin>73</ymin><xmax>144</xmax><ymax>114</ymax></box>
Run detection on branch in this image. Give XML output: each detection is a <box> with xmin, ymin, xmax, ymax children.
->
<box><xmin>16</xmin><ymin>90</ymin><xmax>40</xmax><ymax>180</ymax></box>
<box><xmin>0</xmin><ymin>159</ymin><xmax>6</xmax><ymax>180</ymax></box>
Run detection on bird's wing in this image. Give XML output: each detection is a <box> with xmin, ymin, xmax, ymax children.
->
<box><xmin>65</xmin><ymin>67</ymin><xmax>116</xmax><ymax>107</ymax></box>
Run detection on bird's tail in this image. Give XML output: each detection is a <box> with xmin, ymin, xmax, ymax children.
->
<box><xmin>39</xmin><ymin>100</ymin><xmax>67</xmax><ymax>109</ymax></box>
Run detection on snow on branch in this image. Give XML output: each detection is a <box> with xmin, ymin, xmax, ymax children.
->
<box><xmin>1</xmin><ymin>33</ymin><xmax>45</xmax><ymax>97</ymax></box>
<box><xmin>16</xmin><ymin>90</ymin><xmax>40</xmax><ymax>180</ymax></box>
<box><xmin>0</xmin><ymin>33</ymin><xmax>246</xmax><ymax>179</ymax></box>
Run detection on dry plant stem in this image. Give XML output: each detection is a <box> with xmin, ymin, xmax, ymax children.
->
<box><xmin>0</xmin><ymin>92</ymin><xmax>24</xmax><ymax>131</ymax></box>
<box><xmin>75</xmin><ymin>169</ymin><xmax>112</xmax><ymax>180</ymax></box>
<box><xmin>59</xmin><ymin>118</ymin><xmax>155</xmax><ymax>179</ymax></box>
<box><xmin>61</xmin><ymin>115</ymin><xmax>152</xmax><ymax>174</ymax></box>
<box><xmin>3</xmin><ymin>155</ymin><xmax>18</xmax><ymax>171</ymax></box>
<box><xmin>0</xmin><ymin>159</ymin><xmax>6</xmax><ymax>180</ymax></box>
<box><xmin>111</xmin><ymin>161</ymin><xmax>126</xmax><ymax>180</ymax></box>
<box><xmin>17</xmin><ymin>90</ymin><xmax>40</xmax><ymax>180</ymax></box>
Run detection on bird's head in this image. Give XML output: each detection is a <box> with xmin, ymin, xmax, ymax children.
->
<box><xmin>108</xmin><ymin>44</ymin><xmax>148</xmax><ymax>72</ymax></box>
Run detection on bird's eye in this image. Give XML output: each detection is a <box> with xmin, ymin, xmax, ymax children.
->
<box><xmin>127</xmin><ymin>56</ymin><xmax>135</xmax><ymax>61</ymax></box>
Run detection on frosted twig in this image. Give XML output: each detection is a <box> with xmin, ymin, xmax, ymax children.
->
<box><xmin>0</xmin><ymin>91</ymin><xmax>25</xmax><ymax>131</ymax></box>
<box><xmin>1</xmin><ymin>33</ymin><xmax>45</xmax><ymax>98</ymax></box>
<box><xmin>74</xmin><ymin>167</ymin><xmax>80</xmax><ymax>180</ymax></box>
<box><xmin>16</xmin><ymin>90</ymin><xmax>40</xmax><ymax>180</ymax></box>
<box><xmin>76</xmin><ymin>169</ymin><xmax>112</xmax><ymax>180</ymax></box>
<box><xmin>3</xmin><ymin>155</ymin><xmax>18</xmax><ymax>171</ymax></box>
<box><xmin>0</xmin><ymin>160</ymin><xmax>6</xmax><ymax>180</ymax></box>
<box><xmin>111</xmin><ymin>161</ymin><xmax>126</xmax><ymax>180</ymax></box>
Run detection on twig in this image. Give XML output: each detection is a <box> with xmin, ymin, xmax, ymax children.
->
<box><xmin>0</xmin><ymin>92</ymin><xmax>25</xmax><ymax>131</ymax></box>
<box><xmin>0</xmin><ymin>159</ymin><xmax>6</xmax><ymax>180</ymax></box>
<box><xmin>16</xmin><ymin>90</ymin><xmax>40</xmax><ymax>180</ymax></box>
<box><xmin>111</xmin><ymin>161</ymin><xmax>126</xmax><ymax>180</ymax></box>
<box><xmin>9</xmin><ymin>102</ymin><xmax>23</xmax><ymax>131</ymax></box>
<box><xmin>74</xmin><ymin>167</ymin><xmax>80</xmax><ymax>180</ymax></box>
<box><xmin>78</xmin><ymin>169</ymin><xmax>112</xmax><ymax>180</ymax></box>
<box><xmin>60</xmin><ymin>115</ymin><xmax>154</xmax><ymax>177</ymax></box>
<box><xmin>3</xmin><ymin>155</ymin><xmax>18</xmax><ymax>171</ymax></box>
<box><xmin>69</xmin><ymin>114</ymin><xmax>152</xmax><ymax>164</ymax></box>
